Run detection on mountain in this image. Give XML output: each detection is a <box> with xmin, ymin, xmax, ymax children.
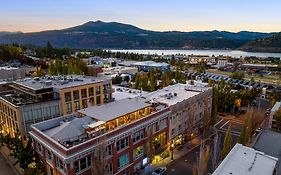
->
<box><xmin>240</xmin><ymin>33</ymin><xmax>281</xmax><ymax>53</ymax></box>
<box><xmin>0</xmin><ymin>31</ymin><xmax>22</xmax><ymax>37</ymax></box>
<box><xmin>0</xmin><ymin>21</ymin><xmax>274</xmax><ymax>50</ymax></box>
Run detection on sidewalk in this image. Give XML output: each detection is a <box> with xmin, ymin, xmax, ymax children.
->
<box><xmin>0</xmin><ymin>145</ymin><xmax>22</xmax><ymax>175</ymax></box>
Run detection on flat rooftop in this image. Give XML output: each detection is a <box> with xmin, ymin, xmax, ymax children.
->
<box><xmin>213</xmin><ymin>144</ymin><xmax>278</xmax><ymax>175</ymax></box>
<box><xmin>13</xmin><ymin>75</ymin><xmax>110</xmax><ymax>91</ymax></box>
<box><xmin>112</xmin><ymin>85</ymin><xmax>147</xmax><ymax>101</ymax></box>
<box><xmin>143</xmin><ymin>82</ymin><xmax>210</xmax><ymax>106</ymax></box>
<box><xmin>252</xmin><ymin>130</ymin><xmax>281</xmax><ymax>174</ymax></box>
<box><xmin>78</xmin><ymin>97</ymin><xmax>151</xmax><ymax>122</ymax></box>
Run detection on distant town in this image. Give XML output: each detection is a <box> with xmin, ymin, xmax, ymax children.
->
<box><xmin>0</xmin><ymin>42</ymin><xmax>281</xmax><ymax>175</ymax></box>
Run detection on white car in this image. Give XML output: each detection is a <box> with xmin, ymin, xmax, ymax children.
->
<box><xmin>152</xmin><ymin>167</ymin><xmax>167</xmax><ymax>175</ymax></box>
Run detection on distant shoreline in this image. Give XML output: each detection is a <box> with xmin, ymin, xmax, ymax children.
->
<box><xmin>109</xmin><ymin>49</ymin><xmax>281</xmax><ymax>58</ymax></box>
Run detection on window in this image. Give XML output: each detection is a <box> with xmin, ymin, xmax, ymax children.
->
<box><xmin>106</xmin><ymin>145</ymin><xmax>112</xmax><ymax>156</ymax></box>
<box><xmin>118</xmin><ymin>153</ymin><xmax>129</xmax><ymax>169</ymax></box>
<box><xmin>96</xmin><ymin>96</ymin><xmax>101</xmax><ymax>105</ymax></box>
<box><xmin>107</xmin><ymin>162</ymin><xmax>113</xmax><ymax>174</ymax></box>
<box><xmin>81</xmin><ymin>89</ymin><xmax>87</xmax><ymax>98</ymax></box>
<box><xmin>64</xmin><ymin>92</ymin><xmax>72</xmax><ymax>102</ymax></box>
<box><xmin>171</xmin><ymin>128</ymin><xmax>175</xmax><ymax>135</ymax></box>
<box><xmin>159</xmin><ymin>119</ymin><xmax>167</xmax><ymax>130</ymax></box>
<box><xmin>37</xmin><ymin>142</ymin><xmax>43</xmax><ymax>154</ymax></box>
<box><xmin>117</xmin><ymin>137</ymin><xmax>129</xmax><ymax>151</ymax></box>
<box><xmin>172</xmin><ymin>116</ymin><xmax>177</xmax><ymax>125</ymax></box>
<box><xmin>74</xmin><ymin>101</ymin><xmax>80</xmax><ymax>111</ymax></box>
<box><xmin>82</xmin><ymin>99</ymin><xmax>87</xmax><ymax>109</ymax></box>
<box><xmin>96</xmin><ymin>86</ymin><xmax>101</xmax><ymax>95</ymax></box>
<box><xmin>74</xmin><ymin>155</ymin><xmax>91</xmax><ymax>173</ymax></box>
<box><xmin>89</xmin><ymin>97</ymin><xmax>94</xmax><ymax>105</ymax></box>
<box><xmin>133</xmin><ymin>130</ymin><xmax>144</xmax><ymax>143</ymax></box>
<box><xmin>73</xmin><ymin>90</ymin><xmax>80</xmax><ymax>100</ymax></box>
<box><xmin>89</xmin><ymin>87</ymin><xmax>94</xmax><ymax>96</ymax></box>
<box><xmin>133</xmin><ymin>145</ymin><xmax>144</xmax><ymax>160</ymax></box>
<box><xmin>178</xmin><ymin>124</ymin><xmax>182</xmax><ymax>131</ymax></box>
<box><xmin>66</xmin><ymin>103</ymin><xmax>72</xmax><ymax>114</ymax></box>
<box><xmin>46</xmin><ymin>150</ymin><xmax>52</xmax><ymax>161</ymax></box>
<box><xmin>56</xmin><ymin>157</ymin><xmax>64</xmax><ymax>171</ymax></box>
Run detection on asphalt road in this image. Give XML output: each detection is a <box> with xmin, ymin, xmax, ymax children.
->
<box><xmin>0</xmin><ymin>151</ymin><xmax>18</xmax><ymax>175</ymax></box>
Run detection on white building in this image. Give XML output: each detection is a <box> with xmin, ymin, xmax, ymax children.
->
<box><xmin>213</xmin><ymin>144</ymin><xmax>278</xmax><ymax>175</ymax></box>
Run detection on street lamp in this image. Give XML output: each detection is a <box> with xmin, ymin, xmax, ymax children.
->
<box><xmin>170</xmin><ymin>143</ymin><xmax>174</xmax><ymax>160</ymax></box>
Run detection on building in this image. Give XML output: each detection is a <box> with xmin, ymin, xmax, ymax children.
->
<box><xmin>143</xmin><ymin>82</ymin><xmax>212</xmax><ymax>146</ymax></box>
<box><xmin>269</xmin><ymin>101</ymin><xmax>281</xmax><ymax>129</ymax></box>
<box><xmin>112</xmin><ymin>85</ymin><xmax>147</xmax><ymax>101</ymax></box>
<box><xmin>29</xmin><ymin>82</ymin><xmax>212</xmax><ymax>175</ymax></box>
<box><xmin>0</xmin><ymin>75</ymin><xmax>112</xmax><ymax>137</ymax></box>
<box><xmin>30</xmin><ymin>97</ymin><xmax>170</xmax><ymax>175</ymax></box>
<box><xmin>213</xmin><ymin>144</ymin><xmax>278</xmax><ymax>175</ymax></box>
<box><xmin>87</xmin><ymin>65</ymin><xmax>103</xmax><ymax>77</ymax></box>
<box><xmin>133</xmin><ymin>61</ymin><xmax>170</xmax><ymax>72</ymax></box>
<box><xmin>252</xmin><ymin>130</ymin><xmax>281</xmax><ymax>174</ymax></box>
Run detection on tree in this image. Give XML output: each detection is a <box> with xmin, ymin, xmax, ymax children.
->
<box><xmin>231</xmin><ymin>72</ymin><xmax>245</xmax><ymax>80</ymax></box>
<box><xmin>35</xmin><ymin>66</ymin><xmax>44</xmax><ymax>77</ymax></box>
<box><xmin>134</xmin><ymin>73</ymin><xmax>141</xmax><ymax>89</ymax></box>
<box><xmin>238</xmin><ymin>121</ymin><xmax>247</xmax><ymax>145</ymax></box>
<box><xmin>112</xmin><ymin>75</ymin><xmax>122</xmax><ymax>85</ymax></box>
<box><xmin>221</xmin><ymin>125</ymin><xmax>232</xmax><ymax>159</ymax></box>
<box><xmin>149</xmin><ymin>68</ymin><xmax>157</xmax><ymax>91</ymax></box>
<box><xmin>210</xmin><ymin>87</ymin><xmax>218</xmax><ymax>126</ymax></box>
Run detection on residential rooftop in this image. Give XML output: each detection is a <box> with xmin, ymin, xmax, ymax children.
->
<box><xmin>143</xmin><ymin>82</ymin><xmax>210</xmax><ymax>106</ymax></box>
<box><xmin>212</xmin><ymin>144</ymin><xmax>278</xmax><ymax>175</ymax></box>
<box><xmin>13</xmin><ymin>75</ymin><xmax>111</xmax><ymax>91</ymax></box>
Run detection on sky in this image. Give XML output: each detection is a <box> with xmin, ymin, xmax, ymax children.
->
<box><xmin>0</xmin><ymin>0</ymin><xmax>281</xmax><ymax>33</ymax></box>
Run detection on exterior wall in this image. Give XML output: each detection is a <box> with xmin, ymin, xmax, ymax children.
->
<box><xmin>168</xmin><ymin>89</ymin><xmax>212</xmax><ymax>143</ymax></box>
<box><xmin>0</xmin><ymin>97</ymin><xmax>22</xmax><ymax>137</ymax></box>
<box><xmin>0</xmin><ymin>68</ymin><xmax>25</xmax><ymax>80</ymax></box>
<box><xmin>0</xmin><ymin>97</ymin><xmax>62</xmax><ymax>138</ymax></box>
<box><xmin>21</xmin><ymin>100</ymin><xmax>62</xmax><ymax>137</ymax></box>
<box><xmin>59</xmin><ymin>81</ymin><xmax>112</xmax><ymax>115</ymax></box>
<box><xmin>30</xmin><ymin>108</ymin><xmax>171</xmax><ymax>175</ymax></box>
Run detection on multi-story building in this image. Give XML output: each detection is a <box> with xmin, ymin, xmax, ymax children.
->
<box><xmin>143</xmin><ymin>82</ymin><xmax>212</xmax><ymax>146</ymax></box>
<box><xmin>0</xmin><ymin>75</ymin><xmax>112</xmax><ymax>138</ymax></box>
<box><xmin>30</xmin><ymin>97</ymin><xmax>170</xmax><ymax>175</ymax></box>
<box><xmin>29</xmin><ymin>82</ymin><xmax>212</xmax><ymax>175</ymax></box>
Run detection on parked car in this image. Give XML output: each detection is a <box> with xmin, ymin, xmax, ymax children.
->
<box><xmin>152</xmin><ymin>167</ymin><xmax>167</xmax><ymax>175</ymax></box>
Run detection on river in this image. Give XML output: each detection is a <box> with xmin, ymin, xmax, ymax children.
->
<box><xmin>110</xmin><ymin>49</ymin><xmax>281</xmax><ymax>58</ymax></box>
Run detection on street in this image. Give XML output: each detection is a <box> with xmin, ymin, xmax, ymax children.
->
<box><xmin>166</xmin><ymin>117</ymin><xmax>241</xmax><ymax>175</ymax></box>
<box><xmin>0</xmin><ymin>151</ymin><xmax>19</xmax><ymax>175</ymax></box>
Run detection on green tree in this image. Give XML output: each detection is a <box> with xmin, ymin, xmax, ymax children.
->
<box><xmin>221</xmin><ymin>125</ymin><xmax>233</xmax><ymax>159</ymax></box>
<box><xmin>231</xmin><ymin>72</ymin><xmax>245</xmax><ymax>80</ymax></box>
<box><xmin>238</xmin><ymin>121</ymin><xmax>247</xmax><ymax>145</ymax></box>
<box><xmin>134</xmin><ymin>73</ymin><xmax>141</xmax><ymax>89</ymax></box>
<box><xmin>149</xmin><ymin>68</ymin><xmax>157</xmax><ymax>91</ymax></box>
<box><xmin>210</xmin><ymin>87</ymin><xmax>218</xmax><ymax>126</ymax></box>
